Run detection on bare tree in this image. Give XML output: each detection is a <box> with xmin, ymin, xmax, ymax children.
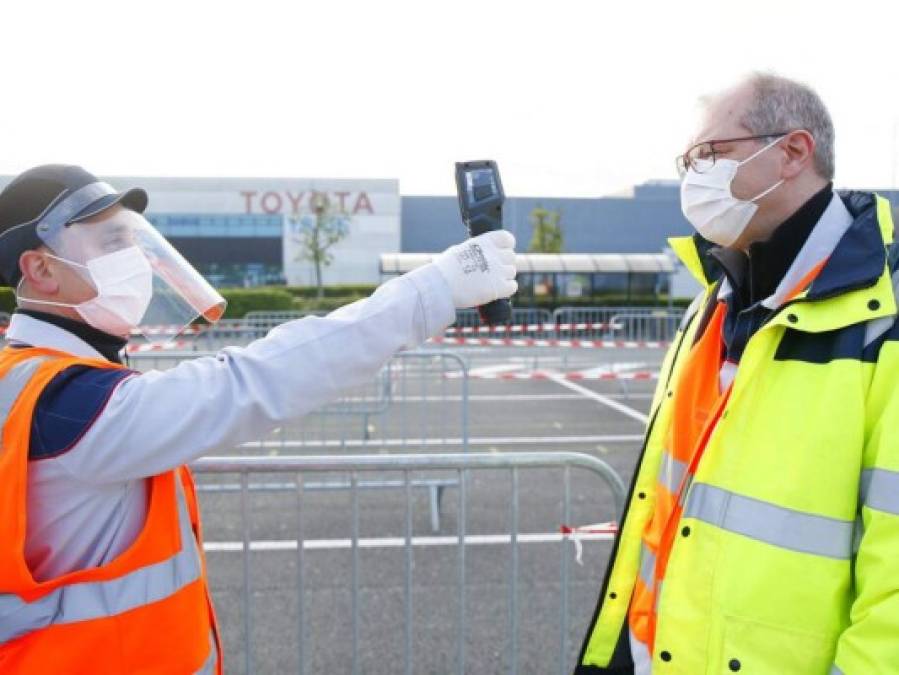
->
<box><xmin>289</xmin><ymin>194</ymin><xmax>351</xmax><ymax>298</ymax></box>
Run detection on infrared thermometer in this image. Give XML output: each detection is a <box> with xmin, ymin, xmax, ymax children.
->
<box><xmin>454</xmin><ymin>160</ymin><xmax>513</xmax><ymax>325</ymax></box>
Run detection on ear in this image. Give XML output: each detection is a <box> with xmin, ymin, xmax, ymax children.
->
<box><xmin>781</xmin><ymin>130</ymin><xmax>816</xmax><ymax>179</ymax></box>
<box><xmin>19</xmin><ymin>249</ymin><xmax>60</xmax><ymax>295</ymax></box>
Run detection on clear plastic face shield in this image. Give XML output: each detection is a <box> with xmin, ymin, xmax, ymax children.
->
<box><xmin>22</xmin><ymin>182</ymin><xmax>226</xmax><ymax>343</ymax></box>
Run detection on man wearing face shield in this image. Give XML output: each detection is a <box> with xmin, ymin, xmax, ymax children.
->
<box><xmin>577</xmin><ymin>73</ymin><xmax>899</xmax><ymax>674</ymax></box>
<box><xmin>0</xmin><ymin>164</ymin><xmax>518</xmax><ymax>673</ymax></box>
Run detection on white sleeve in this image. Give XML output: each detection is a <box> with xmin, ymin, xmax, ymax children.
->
<box><xmin>56</xmin><ymin>264</ymin><xmax>457</xmax><ymax>483</ymax></box>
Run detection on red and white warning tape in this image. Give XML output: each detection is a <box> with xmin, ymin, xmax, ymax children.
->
<box><xmin>561</xmin><ymin>522</ymin><xmax>619</xmax><ymax>564</ymax></box>
<box><xmin>429</xmin><ymin>337</ymin><xmax>668</xmax><ymax>349</ymax></box>
<box><xmin>126</xmin><ymin>341</ymin><xmax>194</xmax><ymax>353</ymax></box>
<box><xmin>134</xmin><ymin>325</ymin><xmax>202</xmax><ymax>337</ymax></box>
<box><xmin>444</xmin><ymin>322</ymin><xmax>621</xmax><ymax>335</ymax></box>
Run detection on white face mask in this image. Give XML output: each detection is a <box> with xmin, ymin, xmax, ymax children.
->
<box><xmin>680</xmin><ymin>135</ymin><xmax>786</xmax><ymax>247</ymax></box>
<box><xmin>17</xmin><ymin>246</ymin><xmax>154</xmax><ymax>337</ymax></box>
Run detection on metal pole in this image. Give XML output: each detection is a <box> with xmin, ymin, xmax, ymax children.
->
<box><xmin>404</xmin><ymin>470</ymin><xmax>413</xmax><ymax>675</ymax></box>
<box><xmin>192</xmin><ymin>452</ymin><xmax>626</xmax><ymax>516</ymax></box>
<box><xmin>351</xmin><ymin>472</ymin><xmax>360</xmax><ymax>675</ymax></box>
<box><xmin>509</xmin><ymin>468</ymin><xmax>520</xmax><ymax>675</ymax></box>
<box><xmin>296</xmin><ymin>472</ymin><xmax>306</xmax><ymax>675</ymax></box>
<box><xmin>457</xmin><ymin>468</ymin><xmax>467</xmax><ymax>675</ymax></box>
<box><xmin>560</xmin><ymin>466</ymin><xmax>572</xmax><ymax>675</ymax></box>
<box><xmin>241</xmin><ymin>471</ymin><xmax>252</xmax><ymax>675</ymax></box>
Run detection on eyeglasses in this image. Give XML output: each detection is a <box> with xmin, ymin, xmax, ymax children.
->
<box><xmin>675</xmin><ymin>132</ymin><xmax>791</xmax><ymax>178</ymax></box>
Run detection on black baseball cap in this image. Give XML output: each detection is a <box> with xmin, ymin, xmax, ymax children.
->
<box><xmin>0</xmin><ymin>165</ymin><xmax>148</xmax><ymax>286</ymax></box>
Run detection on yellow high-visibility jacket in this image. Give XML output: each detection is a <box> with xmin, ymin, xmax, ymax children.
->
<box><xmin>576</xmin><ymin>191</ymin><xmax>899</xmax><ymax>674</ymax></box>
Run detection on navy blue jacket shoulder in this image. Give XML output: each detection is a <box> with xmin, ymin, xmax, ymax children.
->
<box><xmin>29</xmin><ymin>365</ymin><xmax>135</xmax><ymax>461</ymax></box>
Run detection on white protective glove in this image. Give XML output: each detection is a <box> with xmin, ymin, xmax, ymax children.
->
<box><xmin>433</xmin><ymin>230</ymin><xmax>518</xmax><ymax>309</ymax></box>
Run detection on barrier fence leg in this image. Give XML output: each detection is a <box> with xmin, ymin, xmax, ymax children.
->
<box><xmin>241</xmin><ymin>471</ymin><xmax>252</xmax><ymax>675</ymax></box>
<box><xmin>560</xmin><ymin>466</ymin><xmax>572</xmax><ymax>675</ymax></box>
<box><xmin>457</xmin><ymin>468</ymin><xmax>467</xmax><ymax>675</ymax></box>
<box><xmin>296</xmin><ymin>473</ymin><xmax>306</xmax><ymax>675</ymax></box>
<box><xmin>429</xmin><ymin>485</ymin><xmax>441</xmax><ymax>533</ymax></box>
<box><xmin>351</xmin><ymin>472</ymin><xmax>360</xmax><ymax>675</ymax></box>
<box><xmin>508</xmin><ymin>468</ymin><xmax>520</xmax><ymax>675</ymax></box>
<box><xmin>404</xmin><ymin>470</ymin><xmax>414</xmax><ymax>675</ymax></box>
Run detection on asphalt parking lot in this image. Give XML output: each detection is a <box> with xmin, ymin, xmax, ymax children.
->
<box><xmin>134</xmin><ymin>344</ymin><xmax>664</xmax><ymax>674</ymax></box>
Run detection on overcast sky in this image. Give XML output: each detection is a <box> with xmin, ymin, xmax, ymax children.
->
<box><xmin>1</xmin><ymin>1</ymin><xmax>897</xmax><ymax>198</ymax></box>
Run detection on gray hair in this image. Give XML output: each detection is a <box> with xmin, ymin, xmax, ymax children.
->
<box><xmin>740</xmin><ymin>72</ymin><xmax>835</xmax><ymax>180</ymax></box>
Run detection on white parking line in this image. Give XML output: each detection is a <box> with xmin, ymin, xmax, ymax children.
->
<box><xmin>574</xmin><ymin>362</ymin><xmax>649</xmax><ymax>378</ymax></box>
<box><xmin>547</xmin><ymin>375</ymin><xmax>650</xmax><ymax>425</ymax></box>
<box><xmin>203</xmin><ymin>532</ymin><xmax>614</xmax><ymax>552</ymax></box>
<box><xmin>466</xmin><ymin>363</ymin><xmax>527</xmax><ymax>378</ymax></box>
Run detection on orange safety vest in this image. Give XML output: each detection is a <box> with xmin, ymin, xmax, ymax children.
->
<box><xmin>629</xmin><ymin>259</ymin><xmax>829</xmax><ymax>654</ymax></box>
<box><xmin>0</xmin><ymin>346</ymin><xmax>221</xmax><ymax>674</ymax></box>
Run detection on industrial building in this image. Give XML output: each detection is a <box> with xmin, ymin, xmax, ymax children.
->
<box><xmin>1</xmin><ymin>173</ymin><xmax>895</xmax><ymax>300</ymax></box>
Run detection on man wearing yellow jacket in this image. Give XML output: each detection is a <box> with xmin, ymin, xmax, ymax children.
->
<box><xmin>576</xmin><ymin>72</ymin><xmax>899</xmax><ymax>674</ymax></box>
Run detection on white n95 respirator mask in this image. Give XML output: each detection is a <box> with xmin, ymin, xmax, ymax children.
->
<box><xmin>17</xmin><ymin>246</ymin><xmax>154</xmax><ymax>337</ymax></box>
<box><xmin>680</xmin><ymin>135</ymin><xmax>786</xmax><ymax>247</ymax></box>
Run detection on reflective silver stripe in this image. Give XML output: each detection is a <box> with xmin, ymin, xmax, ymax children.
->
<box><xmin>195</xmin><ymin>631</ymin><xmax>218</xmax><ymax>674</ymax></box>
<box><xmin>0</xmin><ymin>479</ymin><xmax>202</xmax><ymax>643</ymax></box>
<box><xmin>860</xmin><ymin>468</ymin><xmax>899</xmax><ymax>515</ymax></box>
<box><xmin>678</xmin><ymin>473</ymin><xmax>694</xmax><ymax>508</ymax></box>
<box><xmin>658</xmin><ymin>450</ymin><xmax>687</xmax><ymax>494</ymax></box>
<box><xmin>638</xmin><ymin>544</ymin><xmax>655</xmax><ymax>589</ymax></box>
<box><xmin>830</xmin><ymin>666</ymin><xmax>844</xmax><ymax>675</ymax></box>
<box><xmin>0</xmin><ymin>357</ymin><xmax>49</xmax><ymax>456</ymax></box>
<box><xmin>683</xmin><ymin>483</ymin><xmax>853</xmax><ymax>560</ymax></box>
<box><xmin>629</xmin><ymin>628</ymin><xmax>652</xmax><ymax>675</ymax></box>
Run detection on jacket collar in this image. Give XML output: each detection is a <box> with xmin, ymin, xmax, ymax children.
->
<box><xmin>6</xmin><ymin>313</ymin><xmax>107</xmax><ymax>360</ymax></box>
<box><xmin>669</xmin><ymin>190</ymin><xmax>898</xmax><ymax>333</ymax></box>
<box><xmin>806</xmin><ymin>191</ymin><xmax>889</xmax><ymax>299</ymax></box>
<box><xmin>668</xmin><ymin>232</ymin><xmax>720</xmax><ymax>290</ymax></box>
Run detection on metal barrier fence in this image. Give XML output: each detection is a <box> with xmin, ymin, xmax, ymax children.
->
<box><xmin>125</xmin><ymin>305</ymin><xmax>686</xmax><ymax>352</ymax></box>
<box><xmin>191</xmin><ymin>452</ymin><xmax>626</xmax><ymax>675</ymax></box>
<box><xmin>448</xmin><ymin>307</ymin><xmax>683</xmax><ymax>342</ymax></box>
<box><xmin>453</xmin><ymin>307</ymin><xmax>554</xmax><ymax>331</ymax></box>
<box><xmin>128</xmin><ymin>349</ymin><xmax>471</xmax><ymax>531</ymax></box>
<box><xmin>552</xmin><ymin>306</ymin><xmax>684</xmax><ymax>342</ymax></box>
<box><xmin>428</xmin><ymin>308</ymin><xmax>675</xmax><ymax>393</ymax></box>
<box><xmin>125</xmin><ymin>308</ymin><xmax>672</xmax><ymax>401</ymax></box>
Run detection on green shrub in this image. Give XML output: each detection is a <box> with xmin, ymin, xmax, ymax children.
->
<box><xmin>218</xmin><ymin>289</ymin><xmax>372</xmax><ymax>317</ymax></box>
<box><xmin>0</xmin><ymin>287</ymin><xmax>15</xmax><ymax>314</ymax></box>
<box><xmin>284</xmin><ymin>284</ymin><xmax>378</xmax><ymax>299</ymax></box>
<box><xmin>292</xmin><ymin>296</ymin><xmax>368</xmax><ymax>312</ymax></box>
<box><xmin>0</xmin><ymin>285</ymin><xmax>371</xmax><ymax>321</ymax></box>
<box><xmin>0</xmin><ymin>283</ymin><xmax>688</xmax><ymax>323</ymax></box>
<box><xmin>218</xmin><ymin>288</ymin><xmax>295</xmax><ymax>319</ymax></box>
